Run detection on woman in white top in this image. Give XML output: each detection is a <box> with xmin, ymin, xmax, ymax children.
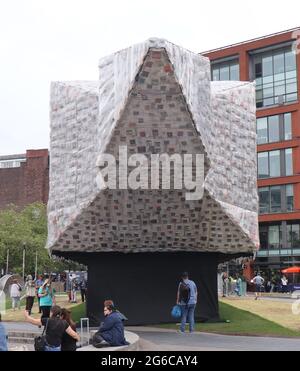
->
<box><xmin>24</xmin><ymin>275</ymin><xmax>36</xmax><ymax>315</ymax></box>
<box><xmin>10</xmin><ymin>279</ymin><xmax>22</xmax><ymax>310</ymax></box>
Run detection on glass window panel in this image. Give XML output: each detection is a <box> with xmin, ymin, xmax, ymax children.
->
<box><xmin>268</xmin><ymin>115</ymin><xmax>280</xmax><ymax>143</ymax></box>
<box><xmin>263</xmin><ymin>55</ymin><xmax>273</xmax><ymax>76</ymax></box>
<box><xmin>258</xmin><ymin>152</ymin><xmax>269</xmax><ymax>178</ymax></box>
<box><xmin>274</xmin><ymin>52</ymin><xmax>285</xmax><ymax>75</ymax></box>
<box><xmin>286</xmin><ymin>184</ymin><xmax>294</xmax><ymax>211</ymax></box>
<box><xmin>263</xmin><ymin>87</ymin><xmax>274</xmax><ymax>98</ymax></box>
<box><xmin>269</xmin><ymin>225</ymin><xmax>280</xmax><ymax>249</ymax></box>
<box><xmin>274</xmin><ymin>84</ymin><xmax>285</xmax><ymax>97</ymax></box>
<box><xmin>285</xmin><ymin>148</ymin><xmax>293</xmax><ymax>176</ymax></box>
<box><xmin>259</xmin><ymin>228</ymin><xmax>268</xmax><ymax>249</ymax></box>
<box><xmin>230</xmin><ymin>63</ymin><xmax>239</xmax><ymax>80</ymax></box>
<box><xmin>220</xmin><ymin>66</ymin><xmax>230</xmax><ymax>80</ymax></box>
<box><xmin>269</xmin><ymin>150</ymin><xmax>280</xmax><ymax>177</ymax></box>
<box><xmin>285</xmin><ymin>51</ymin><xmax>296</xmax><ymax>72</ymax></box>
<box><xmin>286</xmin><ymin>93</ymin><xmax>298</xmax><ymax>102</ymax></box>
<box><xmin>270</xmin><ymin>186</ymin><xmax>281</xmax><ymax>213</ymax></box>
<box><xmin>212</xmin><ymin>68</ymin><xmax>219</xmax><ymax>81</ymax></box>
<box><xmin>284</xmin><ymin>113</ymin><xmax>292</xmax><ymax>140</ymax></box>
<box><xmin>286</xmin><ymin>82</ymin><xmax>297</xmax><ymax>94</ymax></box>
<box><xmin>259</xmin><ymin>187</ymin><xmax>270</xmax><ymax>214</ymax></box>
<box><xmin>257</xmin><ymin>118</ymin><xmax>268</xmax><ymax>144</ymax></box>
<box><xmin>292</xmin><ymin>225</ymin><xmax>300</xmax><ymax>248</ymax></box>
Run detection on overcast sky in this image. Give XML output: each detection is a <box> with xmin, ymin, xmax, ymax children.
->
<box><xmin>0</xmin><ymin>0</ymin><xmax>299</xmax><ymax>155</ymax></box>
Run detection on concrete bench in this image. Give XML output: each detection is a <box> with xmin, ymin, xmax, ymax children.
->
<box><xmin>77</xmin><ymin>330</ymin><xmax>139</xmax><ymax>351</ymax></box>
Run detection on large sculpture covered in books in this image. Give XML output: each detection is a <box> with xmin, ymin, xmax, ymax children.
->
<box><xmin>48</xmin><ymin>39</ymin><xmax>259</xmax><ymax>325</ymax></box>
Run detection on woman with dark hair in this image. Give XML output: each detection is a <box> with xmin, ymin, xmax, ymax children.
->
<box><xmin>24</xmin><ymin>306</ymin><xmax>79</xmax><ymax>351</ymax></box>
<box><xmin>60</xmin><ymin>308</ymin><xmax>77</xmax><ymax>351</ymax></box>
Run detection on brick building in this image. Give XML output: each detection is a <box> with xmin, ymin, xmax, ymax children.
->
<box><xmin>0</xmin><ymin>149</ymin><xmax>49</xmax><ymax>209</ymax></box>
<box><xmin>203</xmin><ymin>27</ymin><xmax>300</xmax><ymax>273</ymax></box>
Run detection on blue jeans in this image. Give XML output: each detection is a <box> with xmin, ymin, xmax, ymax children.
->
<box><xmin>180</xmin><ymin>304</ymin><xmax>196</xmax><ymax>333</ymax></box>
<box><xmin>45</xmin><ymin>344</ymin><xmax>61</xmax><ymax>352</ymax></box>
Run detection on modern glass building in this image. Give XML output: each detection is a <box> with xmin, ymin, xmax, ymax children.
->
<box><xmin>203</xmin><ymin>28</ymin><xmax>300</xmax><ymax>273</ymax></box>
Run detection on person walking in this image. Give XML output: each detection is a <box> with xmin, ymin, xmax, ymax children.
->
<box><xmin>0</xmin><ymin>314</ymin><xmax>8</xmax><ymax>351</ymax></box>
<box><xmin>24</xmin><ymin>306</ymin><xmax>79</xmax><ymax>351</ymax></box>
<box><xmin>24</xmin><ymin>275</ymin><xmax>36</xmax><ymax>315</ymax></box>
<box><xmin>281</xmin><ymin>275</ymin><xmax>289</xmax><ymax>293</ymax></box>
<box><xmin>38</xmin><ymin>279</ymin><xmax>54</xmax><ymax>319</ymax></box>
<box><xmin>10</xmin><ymin>279</ymin><xmax>22</xmax><ymax>311</ymax></box>
<box><xmin>60</xmin><ymin>308</ymin><xmax>78</xmax><ymax>351</ymax></box>
<box><xmin>79</xmin><ymin>278</ymin><xmax>87</xmax><ymax>303</ymax></box>
<box><xmin>252</xmin><ymin>272</ymin><xmax>265</xmax><ymax>300</ymax></box>
<box><xmin>221</xmin><ymin>272</ymin><xmax>228</xmax><ymax>297</ymax></box>
<box><xmin>35</xmin><ymin>275</ymin><xmax>44</xmax><ymax>314</ymax></box>
<box><xmin>176</xmin><ymin>272</ymin><xmax>198</xmax><ymax>334</ymax></box>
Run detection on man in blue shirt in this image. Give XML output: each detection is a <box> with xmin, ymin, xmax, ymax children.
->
<box><xmin>0</xmin><ymin>314</ymin><xmax>8</xmax><ymax>351</ymax></box>
<box><xmin>176</xmin><ymin>272</ymin><xmax>198</xmax><ymax>333</ymax></box>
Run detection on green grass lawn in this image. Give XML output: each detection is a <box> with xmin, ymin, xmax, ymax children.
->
<box><xmin>159</xmin><ymin>302</ymin><xmax>300</xmax><ymax>338</ymax></box>
<box><xmin>71</xmin><ymin>303</ymin><xmax>86</xmax><ymax>323</ymax></box>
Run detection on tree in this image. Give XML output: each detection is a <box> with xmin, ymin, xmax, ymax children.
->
<box><xmin>0</xmin><ymin>203</ymin><xmax>83</xmax><ymax>276</ymax></box>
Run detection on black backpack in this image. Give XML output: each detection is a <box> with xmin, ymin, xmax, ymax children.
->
<box><xmin>179</xmin><ymin>282</ymin><xmax>190</xmax><ymax>304</ymax></box>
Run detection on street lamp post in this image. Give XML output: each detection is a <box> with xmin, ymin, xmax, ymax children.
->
<box><xmin>6</xmin><ymin>249</ymin><xmax>9</xmax><ymax>275</ymax></box>
<box><xmin>22</xmin><ymin>242</ymin><xmax>26</xmax><ymax>281</ymax></box>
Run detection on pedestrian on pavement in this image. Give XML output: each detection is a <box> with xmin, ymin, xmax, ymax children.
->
<box><xmin>10</xmin><ymin>279</ymin><xmax>22</xmax><ymax>310</ymax></box>
<box><xmin>79</xmin><ymin>278</ymin><xmax>87</xmax><ymax>303</ymax></box>
<box><xmin>24</xmin><ymin>306</ymin><xmax>79</xmax><ymax>351</ymax></box>
<box><xmin>281</xmin><ymin>275</ymin><xmax>289</xmax><ymax>293</ymax></box>
<box><xmin>60</xmin><ymin>308</ymin><xmax>78</xmax><ymax>351</ymax></box>
<box><xmin>176</xmin><ymin>272</ymin><xmax>198</xmax><ymax>333</ymax></box>
<box><xmin>252</xmin><ymin>272</ymin><xmax>265</xmax><ymax>300</ymax></box>
<box><xmin>24</xmin><ymin>275</ymin><xmax>36</xmax><ymax>315</ymax></box>
<box><xmin>0</xmin><ymin>313</ymin><xmax>8</xmax><ymax>351</ymax></box>
<box><xmin>235</xmin><ymin>274</ymin><xmax>242</xmax><ymax>297</ymax></box>
<box><xmin>35</xmin><ymin>275</ymin><xmax>44</xmax><ymax>314</ymax></box>
<box><xmin>38</xmin><ymin>279</ymin><xmax>54</xmax><ymax>319</ymax></box>
<box><xmin>221</xmin><ymin>272</ymin><xmax>228</xmax><ymax>297</ymax></box>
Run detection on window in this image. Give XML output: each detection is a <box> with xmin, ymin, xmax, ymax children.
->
<box><xmin>258</xmin><ymin>149</ymin><xmax>293</xmax><ymax>178</ymax></box>
<box><xmin>259</xmin><ymin>187</ymin><xmax>269</xmax><ymax>214</ymax></box>
<box><xmin>286</xmin><ymin>184</ymin><xmax>294</xmax><ymax>211</ymax></box>
<box><xmin>258</xmin><ymin>152</ymin><xmax>269</xmax><ymax>178</ymax></box>
<box><xmin>285</xmin><ymin>148</ymin><xmax>293</xmax><ymax>176</ymax></box>
<box><xmin>0</xmin><ymin>159</ymin><xmax>26</xmax><ymax>168</ymax></box>
<box><xmin>284</xmin><ymin>113</ymin><xmax>292</xmax><ymax>140</ymax></box>
<box><xmin>211</xmin><ymin>59</ymin><xmax>240</xmax><ymax>81</ymax></box>
<box><xmin>257</xmin><ymin>113</ymin><xmax>293</xmax><ymax>144</ymax></box>
<box><xmin>269</xmin><ymin>150</ymin><xmax>280</xmax><ymax>177</ymax></box>
<box><xmin>268</xmin><ymin>225</ymin><xmax>282</xmax><ymax>249</ymax></box>
<box><xmin>258</xmin><ymin>184</ymin><xmax>294</xmax><ymax>214</ymax></box>
<box><xmin>287</xmin><ymin>223</ymin><xmax>300</xmax><ymax>248</ymax></box>
<box><xmin>254</xmin><ymin>47</ymin><xmax>298</xmax><ymax>108</ymax></box>
<box><xmin>270</xmin><ymin>186</ymin><xmax>281</xmax><ymax>213</ymax></box>
<box><xmin>257</xmin><ymin>117</ymin><xmax>268</xmax><ymax>144</ymax></box>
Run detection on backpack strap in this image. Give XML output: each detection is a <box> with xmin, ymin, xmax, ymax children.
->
<box><xmin>42</xmin><ymin>319</ymin><xmax>49</xmax><ymax>336</ymax></box>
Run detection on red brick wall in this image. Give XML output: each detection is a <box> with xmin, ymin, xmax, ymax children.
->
<box><xmin>0</xmin><ymin>149</ymin><xmax>49</xmax><ymax>209</ymax></box>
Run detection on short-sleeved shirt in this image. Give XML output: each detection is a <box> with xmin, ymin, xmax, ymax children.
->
<box><xmin>178</xmin><ymin>279</ymin><xmax>197</xmax><ymax>305</ymax></box>
<box><xmin>41</xmin><ymin>318</ymin><xmax>69</xmax><ymax>347</ymax></box>
<box><xmin>253</xmin><ymin>276</ymin><xmax>264</xmax><ymax>286</ymax></box>
<box><xmin>38</xmin><ymin>287</ymin><xmax>53</xmax><ymax>307</ymax></box>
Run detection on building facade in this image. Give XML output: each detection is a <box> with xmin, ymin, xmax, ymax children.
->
<box><xmin>0</xmin><ymin>149</ymin><xmax>49</xmax><ymax>209</ymax></box>
<box><xmin>203</xmin><ymin>28</ymin><xmax>300</xmax><ymax>273</ymax></box>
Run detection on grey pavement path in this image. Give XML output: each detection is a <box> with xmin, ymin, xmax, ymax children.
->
<box><xmin>127</xmin><ymin>327</ymin><xmax>300</xmax><ymax>351</ymax></box>
<box><xmin>3</xmin><ymin>322</ymin><xmax>41</xmax><ymax>332</ymax></box>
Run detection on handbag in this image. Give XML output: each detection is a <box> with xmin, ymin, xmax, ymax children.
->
<box><xmin>171</xmin><ymin>305</ymin><xmax>182</xmax><ymax>319</ymax></box>
<box><xmin>34</xmin><ymin>319</ymin><xmax>49</xmax><ymax>351</ymax></box>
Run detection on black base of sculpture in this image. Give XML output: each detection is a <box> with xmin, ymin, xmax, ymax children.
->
<box><xmin>54</xmin><ymin>251</ymin><xmax>224</xmax><ymax>326</ymax></box>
